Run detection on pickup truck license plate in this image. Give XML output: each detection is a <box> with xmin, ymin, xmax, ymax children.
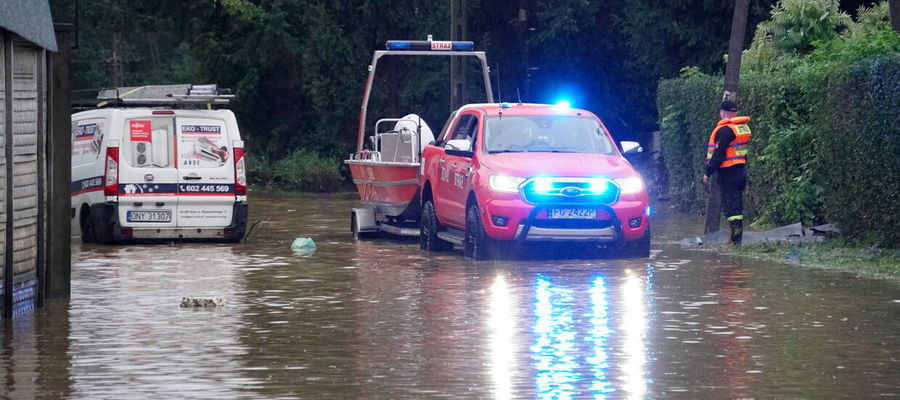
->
<box><xmin>549</xmin><ymin>208</ymin><xmax>596</xmax><ymax>219</ymax></box>
<box><xmin>127</xmin><ymin>210</ymin><xmax>172</xmax><ymax>223</ymax></box>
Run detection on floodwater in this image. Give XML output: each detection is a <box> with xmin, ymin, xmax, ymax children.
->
<box><xmin>2</xmin><ymin>191</ymin><xmax>899</xmax><ymax>399</ymax></box>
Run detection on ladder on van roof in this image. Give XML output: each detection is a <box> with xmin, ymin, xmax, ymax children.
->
<box><xmin>73</xmin><ymin>84</ymin><xmax>235</xmax><ymax>110</ymax></box>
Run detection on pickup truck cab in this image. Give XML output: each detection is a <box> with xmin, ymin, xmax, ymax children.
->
<box><xmin>418</xmin><ymin>103</ymin><xmax>650</xmax><ymax>259</ymax></box>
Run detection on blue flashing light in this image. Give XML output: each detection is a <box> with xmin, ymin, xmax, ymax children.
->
<box><xmin>452</xmin><ymin>42</ymin><xmax>475</xmax><ymax>51</ymax></box>
<box><xmin>500</xmin><ymin>102</ymin><xmax>512</xmax><ymax>108</ymax></box>
<box><xmin>386</xmin><ymin>41</ymin><xmax>411</xmax><ymax>50</ymax></box>
<box><xmin>554</xmin><ymin>99</ymin><xmax>571</xmax><ymax>109</ymax></box>
<box><xmin>646</xmin><ymin>206</ymin><xmax>652</xmax><ymax>216</ymax></box>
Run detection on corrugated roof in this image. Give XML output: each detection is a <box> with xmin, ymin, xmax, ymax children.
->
<box><xmin>0</xmin><ymin>0</ymin><xmax>57</xmax><ymax>51</ymax></box>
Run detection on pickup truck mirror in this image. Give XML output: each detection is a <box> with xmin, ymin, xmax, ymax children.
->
<box><xmin>444</xmin><ymin>139</ymin><xmax>474</xmax><ymax>157</ymax></box>
<box><xmin>621</xmin><ymin>141</ymin><xmax>643</xmax><ymax>155</ymax></box>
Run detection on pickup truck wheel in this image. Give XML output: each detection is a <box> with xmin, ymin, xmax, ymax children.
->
<box><xmin>420</xmin><ymin>200</ymin><xmax>452</xmax><ymax>251</ymax></box>
<box><xmin>465</xmin><ymin>204</ymin><xmax>494</xmax><ymax>260</ymax></box>
<box><xmin>615</xmin><ymin>226</ymin><xmax>651</xmax><ymax>258</ymax></box>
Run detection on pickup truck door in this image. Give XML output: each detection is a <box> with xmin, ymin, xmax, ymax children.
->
<box><xmin>436</xmin><ymin>113</ymin><xmax>477</xmax><ymax>228</ymax></box>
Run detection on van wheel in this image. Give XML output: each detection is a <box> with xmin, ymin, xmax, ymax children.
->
<box><xmin>420</xmin><ymin>200</ymin><xmax>451</xmax><ymax>251</ymax></box>
<box><xmin>81</xmin><ymin>210</ymin><xmax>96</xmax><ymax>244</ymax></box>
<box><xmin>465</xmin><ymin>204</ymin><xmax>495</xmax><ymax>260</ymax></box>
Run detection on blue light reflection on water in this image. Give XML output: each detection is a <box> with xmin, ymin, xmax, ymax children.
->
<box><xmin>587</xmin><ymin>276</ymin><xmax>614</xmax><ymax>399</ymax></box>
<box><xmin>532</xmin><ymin>276</ymin><xmax>616</xmax><ymax>399</ymax></box>
<box><xmin>532</xmin><ymin>277</ymin><xmax>581</xmax><ymax>399</ymax></box>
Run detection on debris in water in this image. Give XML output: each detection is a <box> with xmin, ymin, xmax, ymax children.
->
<box><xmin>291</xmin><ymin>237</ymin><xmax>317</xmax><ymax>254</ymax></box>
<box><xmin>180</xmin><ymin>297</ymin><xmax>225</xmax><ymax>308</ymax></box>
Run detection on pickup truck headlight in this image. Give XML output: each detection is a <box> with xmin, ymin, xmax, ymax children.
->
<box><xmin>490</xmin><ymin>175</ymin><xmax>526</xmax><ymax>192</ymax></box>
<box><xmin>615</xmin><ymin>177</ymin><xmax>644</xmax><ymax>195</ymax></box>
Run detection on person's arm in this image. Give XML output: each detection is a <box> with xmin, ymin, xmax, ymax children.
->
<box><xmin>705</xmin><ymin>127</ymin><xmax>735</xmax><ymax>177</ymax></box>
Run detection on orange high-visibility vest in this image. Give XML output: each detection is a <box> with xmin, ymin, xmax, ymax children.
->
<box><xmin>706</xmin><ymin>116</ymin><xmax>752</xmax><ymax>169</ymax></box>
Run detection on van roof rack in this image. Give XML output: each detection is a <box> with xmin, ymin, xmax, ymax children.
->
<box><xmin>72</xmin><ymin>84</ymin><xmax>235</xmax><ymax>110</ymax></box>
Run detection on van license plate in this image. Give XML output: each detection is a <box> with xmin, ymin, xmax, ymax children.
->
<box><xmin>127</xmin><ymin>210</ymin><xmax>172</xmax><ymax>223</ymax></box>
<box><xmin>549</xmin><ymin>208</ymin><xmax>596</xmax><ymax>219</ymax></box>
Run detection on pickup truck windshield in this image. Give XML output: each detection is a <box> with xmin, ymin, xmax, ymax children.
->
<box><xmin>484</xmin><ymin>115</ymin><xmax>616</xmax><ymax>154</ymax></box>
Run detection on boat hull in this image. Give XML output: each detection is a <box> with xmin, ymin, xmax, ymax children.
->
<box><xmin>346</xmin><ymin>160</ymin><xmax>420</xmax><ymax>219</ymax></box>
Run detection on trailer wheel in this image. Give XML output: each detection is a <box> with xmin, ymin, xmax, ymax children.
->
<box><xmin>351</xmin><ymin>212</ymin><xmax>377</xmax><ymax>240</ymax></box>
<box><xmin>420</xmin><ymin>200</ymin><xmax>451</xmax><ymax>251</ymax></box>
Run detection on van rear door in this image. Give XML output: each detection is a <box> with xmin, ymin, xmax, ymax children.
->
<box><xmin>175</xmin><ymin>117</ymin><xmax>235</xmax><ymax>227</ymax></box>
<box><xmin>118</xmin><ymin>116</ymin><xmax>179</xmax><ymax>228</ymax></box>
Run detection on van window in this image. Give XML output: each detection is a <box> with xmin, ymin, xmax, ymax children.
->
<box><xmin>123</xmin><ymin>118</ymin><xmax>175</xmax><ymax>168</ymax></box>
<box><xmin>72</xmin><ymin>118</ymin><xmax>106</xmax><ymax>166</ymax></box>
<box><xmin>177</xmin><ymin>118</ymin><xmax>229</xmax><ymax>169</ymax></box>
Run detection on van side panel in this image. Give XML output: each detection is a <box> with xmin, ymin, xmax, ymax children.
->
<box><xmin>71</xmin><ymin>112</ymin><xmax>110</xmax><ymax>235</ymax></box>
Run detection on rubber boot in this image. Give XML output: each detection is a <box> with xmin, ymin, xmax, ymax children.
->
<box><xmin>729</xmin><ymin>220</ymin><xmax>743</xmax><ymax>246</ymax></box>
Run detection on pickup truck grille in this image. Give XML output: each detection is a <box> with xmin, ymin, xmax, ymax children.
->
<box><xmin>521</xmin><ymin>178</ymin><xmax>619</xmax><ymax>205</ymax></box>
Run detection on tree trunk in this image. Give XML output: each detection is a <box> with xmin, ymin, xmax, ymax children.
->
<box><xmin>707</xmin><ymin>0</ymin><xmax>750</xmax><ymax>234</ymax></box>
<box><xmin>890</xmin><ymin>0</ymin><xmax>900</xmax><ymax>34</ymax></box>
<box><xmin>722</xmin><ymin>0</ymin><xmax>750</xmax><ymax>102</ymax></box>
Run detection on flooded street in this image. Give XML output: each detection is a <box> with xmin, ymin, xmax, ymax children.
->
<box><xmin>2</xmin><ymin>191</ymin><xmax>899</xmax><ymax>398</ymax></box>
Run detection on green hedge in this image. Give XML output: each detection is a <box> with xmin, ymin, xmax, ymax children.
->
<box><xmin>817</xmin><ymin>55</ymin><xmax>900</xmax><ymax>245</ymax></box>
<box><xmin>657</xmin><ymin>54</ymin><xmax>900</xmax><ymax>247</ymax></box>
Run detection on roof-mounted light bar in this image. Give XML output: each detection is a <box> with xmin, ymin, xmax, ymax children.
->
<box><xmin>385</xmin><ymin>40</ymin><xmax>475</xmax><ymax>52</ymax></box>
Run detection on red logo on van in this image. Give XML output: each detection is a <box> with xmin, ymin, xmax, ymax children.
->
<box><xmin>130</xmin><ymin>120</ymin><xmax>152</xmax><ymax>142</ymax></box>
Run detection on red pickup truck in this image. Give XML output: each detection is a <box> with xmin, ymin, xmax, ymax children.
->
<box><xmin>418</xmin><ymin>103</ymin><xmax>651</xmax><ymax>259</ymax></box>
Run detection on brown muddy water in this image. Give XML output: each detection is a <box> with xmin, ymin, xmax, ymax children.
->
<box><xmin>1</xmin><ymin>191</ymin><xmax>898</xmax><ymax>399</ymax></box>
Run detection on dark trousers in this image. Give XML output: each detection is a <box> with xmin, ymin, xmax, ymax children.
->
<box><xmin>717</xmin><ymin>165</ymin><xmax>746</xmax><ymax>242</ymax></box>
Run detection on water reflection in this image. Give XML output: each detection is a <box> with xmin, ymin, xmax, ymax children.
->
<box><xmin>489</xmin><ymin>274</ymin><xmax>516</xmax><ymax>400</ymax></box>
<box><xmin>533</xmin><ymin>277</ymin><xmax>582</xmax><ymax>399</ymax></box>
<box><xmin>529</xmin><ymin>268</ymin><xmax>651</xmax><ymax>400</ymax></box>
<box><xmin>621</xmin><ymin>270</ymin><xmax>647</xmax><ymax>400</ymax></box>
<box><xmin>587</xmin><ymin>276</ymin><xmax>612</xmax><ymax>398</ymax></box>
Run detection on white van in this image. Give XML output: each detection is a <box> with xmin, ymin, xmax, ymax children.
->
<box><xmin>71</xmin><ymin>85</ymin><xmax>248</xmax><ymax>243</ymax></box>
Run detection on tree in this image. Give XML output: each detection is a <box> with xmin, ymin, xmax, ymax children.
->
<box><xmin>891</xmin><ymin>0</ymin><xmax>900</xmax><ymax>33</ymax></box>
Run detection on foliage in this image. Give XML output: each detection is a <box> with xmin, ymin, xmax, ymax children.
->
<box><xmin>759</xmin><ymin>0</ymin><xmax>851</xmax><ymax>53</ymax></box>
<box><xmin>817</xmin><ymin>55</ymin><xmax>900</xmax><ymax>246</ymax></box>
<box><xmin>272</xmin><ymin>150</ymin><xmax>343</xmax><ymax>193</ymax></box>
<box><xmin>656</xmin><ymin>77</ymin><xmax>720</xmax><ymax>212</ymax></box>
<box><xmin>658</xmin><ymin>2</ymin><xmax>900</xmax><ymax>247</ymax></box>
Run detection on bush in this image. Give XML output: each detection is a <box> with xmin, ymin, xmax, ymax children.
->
<box><xmin>817</xmin><ymin>55</ymin><xmax>900</xmax><ymax>246</ymax></box>
<box><xmin>272</xmin><ymin>149</ymin><xmax>343</xmax><ymax>192</ymax></box>
<box><xmin>244</xmin><ymin>151</ymin><xmax>274</xmax><ymax>185</ymax></box>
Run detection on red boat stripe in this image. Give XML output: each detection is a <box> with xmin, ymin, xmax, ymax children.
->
<box><xmin>352</xmin><ymin>178</ymin><xmax>419</xmax><ymax>187</ymax></box>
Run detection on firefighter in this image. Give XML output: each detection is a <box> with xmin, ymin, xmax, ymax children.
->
<box><xmin>703</xmin><ymin>100</ymin><xmax>751</xmax><ymax>245</ymax></box>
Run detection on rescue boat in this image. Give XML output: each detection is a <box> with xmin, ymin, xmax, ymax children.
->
<box><xmin>345</xmin><ymin>38</ymin><xmax>494</xmax><ymax>223</ymax></box>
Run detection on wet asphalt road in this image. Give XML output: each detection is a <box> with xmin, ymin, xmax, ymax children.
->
<box><xmin>1</xmin><ymin>191</ymin><xmax>898</xmax><ymax>399</ymax></box>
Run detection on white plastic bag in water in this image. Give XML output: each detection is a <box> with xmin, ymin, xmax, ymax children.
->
<box><xmin>291</xmin><ymin>237</ymin><xmax>317</xmax><ymax>254</ymax></box>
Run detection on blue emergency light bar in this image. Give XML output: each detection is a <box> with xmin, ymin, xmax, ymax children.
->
<box><xmin>386</xmin><ymin>40</ymin><xmax>475</xmax><ymax>51</ymax></box>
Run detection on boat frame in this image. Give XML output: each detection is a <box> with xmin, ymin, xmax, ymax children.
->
<box><xmin>345</xmin><ymin>43</ymin><xmax>494</xmax><ymax>236</ymax></box>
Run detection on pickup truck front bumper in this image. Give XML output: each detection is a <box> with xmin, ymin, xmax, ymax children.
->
<box><xmin>482</xmin><ymin>198</ymin><xmax>648</xmax><ymax>243</ymax></box>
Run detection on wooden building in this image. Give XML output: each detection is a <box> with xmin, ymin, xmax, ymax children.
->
<box><xmin>0</xmin><ymin>0</ymin><xmax>72</xmax><ymax>316</ymax></box>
